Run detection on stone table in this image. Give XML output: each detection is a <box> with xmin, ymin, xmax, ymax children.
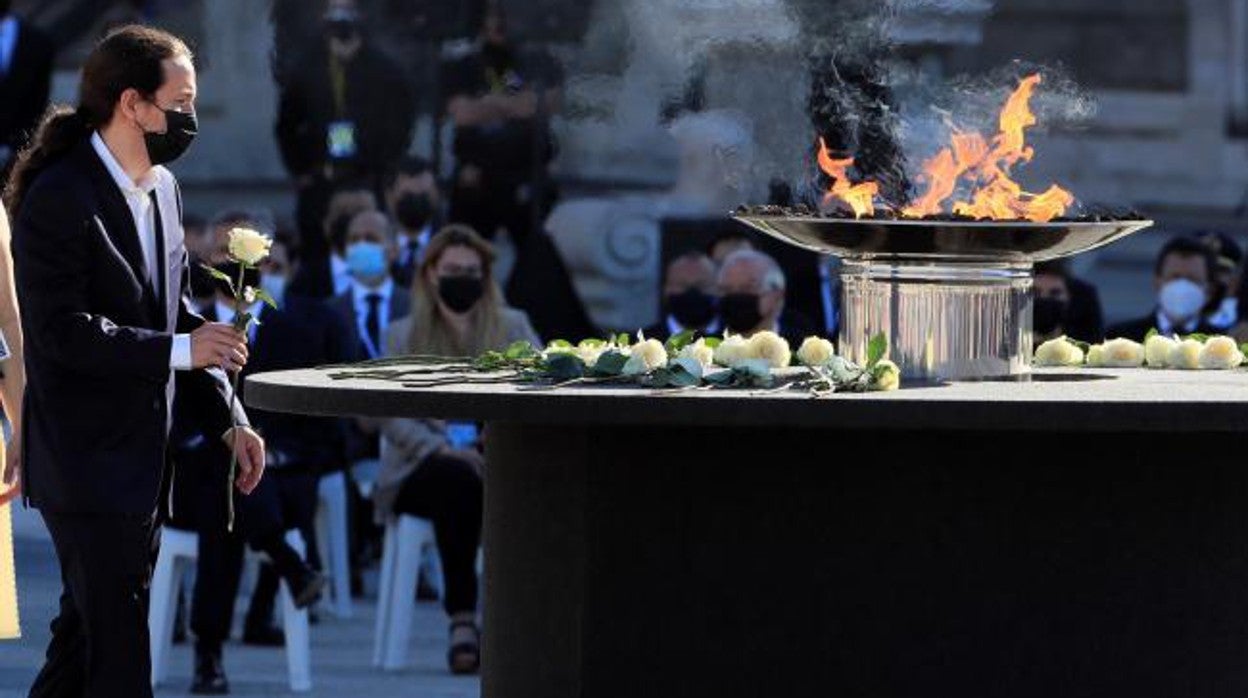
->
<box><xmin>246</xmin><ymin>368</ymin><xmax>1248</xmax><ymax>698</ymax></box>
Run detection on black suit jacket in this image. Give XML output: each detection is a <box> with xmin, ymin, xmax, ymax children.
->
<box><xmin>0</xmin><ymin>18</ymin><xmax>53</xmax><ymax>155</ymax></box>
<box><xmin>1106</xmin><ymin>312</ymin><xmax>1220</xmax><ymax>343</ymax></box>
<box><xmin>13</xmin><ymin>139</ymin><xmax>245</xmax><ymax>514</ymax></box>
<box><xmin>329</xmin><ymin>284</ymin><xmax>411</xmax><ymax>362</ymax></box>
<box><xmin>202</xmin><ymin>296</ymin><xmax>353</xmax><ymax>471</ymax></box>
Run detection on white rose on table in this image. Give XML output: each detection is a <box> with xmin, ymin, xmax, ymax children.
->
<box><xmin>575</xmin><ymin>341</ymin><xmax>609</xmax><ymax>369</ymax></box>
<box><xmin>1085</xmin><ymin>344</ymin><xmax>1105</xmax><ymax>367</ymax></box>
<box><xmin>622</xmin><ymin>338</ymin><xmax>668</xmax><ymax>375</ymax></box>
<box><xmin>676</xmin><ymin>338</ymin><xmax>715</xmax><ymax>367</ymax></box>
<box><xmin>1199</xmin><ymin>335</ymin><xmax>1245</xmax><ymax>370</ymax></box>
<box><xmin>872</xmin><ymin>359</ymin><xmax>901</xmax><ymax>392</ymax></box>
<box><xmin>1033</xmin><ymin>337</ymin><xmax>1083</xmax><ymax>367</ymax></box>
<box><xmin>1100</xmin><ymin>338</ymin><xmax>1145</xmax><ymax>368</ymax></box>
<box><xmin>713</xmin><ymin>334</ymin><xmax>752</xmax><ymax>368</ymax></box>
<box><xmin>1144</xmin><ymin>334</ymin><xmax>1177</xmax><ymax>368</ymax></box>
<box><xmin>796</xmin><ymin>336</ymin><xmax>835</xmax><ymax>367</ymax></box>
<box><xmin>1168</xmin><ymin>338</ymin><xmax>1203</xmax><ymax>370</ymax></box>
<box><xmin>227</xmin><ymin>227</ymin><xmax>273</xmax><ymax>266</ymax></box>
<box><xmin>748</xmin><ymin>331</ymin><xmax>792</xmax><ymax>369</ymax></box>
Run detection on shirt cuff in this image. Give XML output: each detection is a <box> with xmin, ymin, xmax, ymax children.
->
<box><xmin>170</xmin><ymin>334</ymin><xmax>192</xmax><ymax>371</ymax></box>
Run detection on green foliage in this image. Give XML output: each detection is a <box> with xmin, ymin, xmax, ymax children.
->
<box><xmin>665</xmin><ymin>330</ymin><xmax>696</xmax><ymax>355</ymax></box>
<box><xmin>203</xmin><ymin>264</ymin><xmax>235</xmax><ymax>297</ymax></box>
<box><xmin>866</xmin><ymin>333</ymin><xmax>888</xmax><ymax>368</ymax></box>
<box><xmin>1145</xmin><ymin>328</ymin><xmax>1158</xmax><ymax>341</ymax></box>
<box><xmin>590</xmin><ymin>351</ymin><xmax>629</xmax><ymax>377</ymax></box>
<box><xmin>253</xmin><ymin>287</ymin><xmax>279</xmax><ymax>310</ymax></box>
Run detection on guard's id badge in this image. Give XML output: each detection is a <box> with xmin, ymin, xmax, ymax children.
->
<box><xmin>327</xmin><ymin>120</ymin><xmax>358</xmax><ymax>160</ymax></box>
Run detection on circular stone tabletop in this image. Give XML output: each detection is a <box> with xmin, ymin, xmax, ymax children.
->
<box><xmin>244</xmin><ymin>368</ymin><xmax>1248</xmax><ymax>433</ymax></box>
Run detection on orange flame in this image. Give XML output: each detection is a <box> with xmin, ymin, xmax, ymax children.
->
<box><xmin>817</xmin><ymin>138</ymin><xmax>879</xmax><ymax>218</ymax></box>
<box><xmin>822</xmin><ymin>73</ymin><xmax>1075</xmax><ymax>223</ymax></box>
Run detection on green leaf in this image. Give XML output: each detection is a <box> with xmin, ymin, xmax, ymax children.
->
<box><xmin>1184</xmin><ymin>333</ymin><xmax>1209</xmax><ymax>343</ymax></box>
<box><xmin>548</xmin><ymin>339</ymin><xmax>574</xmax><ymax>350</ymax></box>
<box><xmin>1240</xmin><ymin>343</ymin><xmax>1248</xmax><ymax>363</ymax></box>
<box><xmin>1067</xmin><ymin>338</ymin><xmax>1090</xmax><ymax>353</ymax></box>
<box><xmin>578</xmin><ymin>338</ymin><xmax>606</xmax><ymax>349</ymax></box>
<box><xmin>591</xmin><ymin>350</ymin><xmax>628</xmax><ymax>377</ymax></box>
<box><xmin>1145</xmin><ymin>327</ymin><xmax>1158</xmax><ymax>342</ymax></box>
<box><xmin>616</xmin><ymin>333</ymin><xmax>632</xmax><ymax>347</ymax></box>
<box><xmin>252</xmin><ymin>287</ymin><xmax>279</xmax><ymax>310</ymax></box>
<box><xmin>543</xmin><ymin>353</ymin><xmax>585</xmax><ymax>381</ymax></box>
<box><xmin>703</xmin><ymin>337</ymin><xmax>723</xmax><ymax>349</ymax></box>
<box><xmin>665</xmin><ymin>330</ymin><xmax>696</xmax><ymax>355</ymax></box>
<box><xmin>866</xmin><ymin>333</ymin><xmax>887</xmax><ymax>368</ymax></box>
<box><xmin>669</xmin><ymin>356</ymin><xmax>704</xmax><ymax>384</ymax></box>
<box><xmin>505</xmin><ymin>340</ymin><xmax>538</xmax><ymax>361</ymax></box>
<box><xmin>202</xmin><ymin>264</ymin><xmax>235</xmax><ymax>296</ymax></box>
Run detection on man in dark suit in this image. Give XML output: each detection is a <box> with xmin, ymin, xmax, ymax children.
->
<box><xmin>10</xmin><ymin>27</ymin><xmax>265</xmax><ymax>697</ymax></box>
<box><xmin>643</xmin><ymin>251</ymin><xmax>721</xmax><ymax>342</ymax></box>
<box><xmin>186</xmin><ymin>244</ymin><xmax>350</xmax><ymax>692</ymax></box>
<box><xmin>0</xmin><ymin>1</ymin><xmax>53</xmax><ymax>172</ymax></box>
<box><xmin>1107</xmin><ymin>236</ymin><xmax>1221</xmax><ymax>342</ymax></box>
<box><xmin>384</xmin><ymin>156</ymin><xmax>442</xmax><ymax>290</ymax></box>
<box><xmin>715</xmin><ymin>248</ymin><xmax>818</xmax><ymax>346</ymax></box>
<box><xmin>330</xmin><ymin>210</ymin><xmax>411</xmax><ymax>362</ymax></box>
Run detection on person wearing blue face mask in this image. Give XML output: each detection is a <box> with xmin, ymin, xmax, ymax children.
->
<box><xmin>1107</xmin><ymin>236</ymin><xmax>1221</xmax><ymax>342</ymax></box>
<box><xmin>330</xmin><ymin>209</ymin><xmax>410</xmax><ymax>362</ymax></box>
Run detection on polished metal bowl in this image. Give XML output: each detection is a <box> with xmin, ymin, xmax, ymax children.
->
<box><xmin>732</xmin><ymin>215</ymin><xmax>1154</xmax><ymax>263</ymax></box>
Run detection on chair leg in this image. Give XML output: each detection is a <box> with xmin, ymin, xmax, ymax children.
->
<box><xmin>372</xmin><ymin>518</ymin><xmax>398</xmax><ymax>668</ymax></box>
<box><xmin>279</xmin><ymin>530</ymin><xmax>313</xmax><ymax>693</ymax></box>
<box><xmin>382</xmin><ymin>517</ymin><xmax>425</xmax><ymax>671</ymax></box>
<box><xmin>148</xmin><ymin>550</ymin><xmax>184</xmax><ymax>687</ymax></box>
<box><xmin>327</xmin><ymin>474</ymin><xmax>352</xmax><ymax>618</ymax></box>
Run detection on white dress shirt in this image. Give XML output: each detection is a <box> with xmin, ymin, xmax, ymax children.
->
<box><xmin>397</xmin><ymin>225</ymin><xmax>433</xmax><ymax>268</ymax></box>
<box><xmin>665</xmin><ymin>314</ymin><xmax>720</xmax><ymax>338</ymax></box>
<box><xmin>1154</xmin><ymin>309</ymin><xmax>1198</xmax><ymax>337</ymax></box>
<box><xmin>331</xmin><ymin>254</ymin><xmax>352</xmax><ymax>296</ymax></box>
<box><xmin>90</xmin><ymin>132</ymin><xmax>192</xmax><ymax>369</ymax></box>
<box><xmin>351</xmin><ymin>277</ymin><xmax>395</xmax><ymax>358</ymax></box>
<box><xmin>0</xmin><ymin>16</ymin><xmax>17</xmax><ymax>76</ymax></box>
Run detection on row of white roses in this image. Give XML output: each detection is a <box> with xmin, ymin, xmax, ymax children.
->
<box><xmin>1034</xmin><ymin>334</ymin><xmax>1246</xmax><ymax>370</ymax></box>
<box><xmin>543</xmin><ymin>331</ymin><xmax>901</xmax><ymax>391</ymax></box>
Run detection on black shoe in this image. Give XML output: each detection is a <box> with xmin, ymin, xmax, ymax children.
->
<box><xmin>191</xmin><ymin>648</ymin><xmax>229</xmax><ymax>695</ymax></box>
<box><xmin>241</xmin><ymin>622</ymin><xmax>284</xmax><ymax>647</ymax></box>
<box><xmin>288</xmin><ymin>570</ymin><xmax>327</xmax><ymax>610</ymax></box>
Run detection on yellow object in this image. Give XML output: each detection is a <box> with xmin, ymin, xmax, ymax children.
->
<box><xmin>0</xmin><ymin>497</ymin><xmax>17</xmax><ymax>639</ymax></box>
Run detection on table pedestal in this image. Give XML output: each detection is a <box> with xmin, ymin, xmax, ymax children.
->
<box><xmin>484</xmin><ymin>423</ymin><xmax>1248</xmax><ymax>698</ymax></box>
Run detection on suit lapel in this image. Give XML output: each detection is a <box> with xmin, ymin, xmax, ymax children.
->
<box><xmin>78</xmin><ymin>142</ymin><xmax>162</xmax><ymax>322</ymax></box>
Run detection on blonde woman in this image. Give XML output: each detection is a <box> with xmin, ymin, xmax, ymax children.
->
<box><xmin>376</xmin><ymin>225</ymin><xmax>538</xmax><ymax>674</ymax></box>
<box><xmin>0</xmin><ymin>200</ymin><xmax>23</xmax><ymax>493</ymax></box>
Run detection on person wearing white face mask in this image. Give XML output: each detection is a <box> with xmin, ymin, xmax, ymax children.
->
<box><xmin>1107</xmin><ymin>236</ymin><xmax>1221</xmax><ymax>342</ymax></box>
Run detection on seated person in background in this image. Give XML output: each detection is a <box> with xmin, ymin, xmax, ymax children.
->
<box><xmin>331</xmin><ymin>210</ymin><xmax>409</xmax><ymax>362</ymax></box>
<box><xmin>716</xmin><ymin>249</ymin><xmax>816</xmax><ymax>345</ymax></box>
<box><xmin>1106</xmin><ymin>236</ymin><xmax>1220</xmax><ymax>342</ymax></box>
<box><xmin>289</xmin><ymin>180</ymin><xmax>379</xmax><ymax>298</ymax></box>
<box><xmin>642</xmin><ymin>251</ymin><xmax>720</xmax><ymax>341</ymax></box>
<box><xmin>1033</xmin><ymin>260</ymin><xmax>1105</xmax><ymax>343</ymax></box>
<box><xmin>376</xmin><ymin>225</ymin><xmax>539</xmax><ymax>675</ymax></box>
<box><xmin>1195</xmin><ymin>231</ymin><xmax>1243</xmax><ymax>331</ymax></box>
<box><xmin>385</xmin><ymin>156</ymin><xmax>443</xmax><ymax>289</ymax></box>
<box><xmin>190</xmin><ymin>237</ymin><xmax>351</xmax><ymax>693</ymax></box>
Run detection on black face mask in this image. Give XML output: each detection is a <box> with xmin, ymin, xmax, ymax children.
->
<box><xmin>394</xmin><ymin>193</ymin><xmax>434</xmax><ymax>231</ymax></box>
<box><xmin>438</xmin><ymin>276</ymin><xmax>485</xmax><ymax>314</ymax></box>
<box><xmin>1033</xmin><ymin>297</ymin><xmax>1069</xmax><ymax>336</ymax></box>
<box><xmin>144</xmin><ymin>108</ymin><xmax>197</xmax><ymax>166</ymax></box>
<box><xmin>719</xmin><ymin>293</ymin><xmax>763</xmax><ymax>334</ymax></box>
<box><xmin>667</xmin><ymin>288</ymin><xmax>717</xmax><ymax>330</ymax></box>
<box><xmin>326</xmin><ymin>18</ymin><xmax>359</xmax><ymax>42</ymax></box>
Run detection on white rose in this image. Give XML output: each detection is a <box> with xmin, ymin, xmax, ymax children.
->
<box><xmin>227</xmin><ymin>227</ymin><xmax>272</xmax><ymax>266</ymax></box>
<box><xmin>576</xmin><ymin>343</ymin><xmax>608</xmax><ymax>369</ymax></box>
<box><xmin>1168</xmin><ymin>339</ymin><xmax>1203</xmax><ymax>370</ymax></box>
<box><xmin>622</xmin><ymin>338</ymin><xmax>668</xmax><ymax>375</ymax></box>
<box><xmin>1033</xmin><ymin>337</ymin><xmax>1083</xmax><ymax>367</ymax></box>
<box><xmin>872</xmin><ymin>360</ymin><xmax>901</xmax><ymax>392</ymax></box>
<box><xmin>1144</xmin><ymin>334</ymin><xmax>1177</xmax><ymax>368</ymax></box>
<box><xmin>713</xmin><ymin>334</ymin><xmax>752</xmax><ymax>367</ymax></box>
<box><xmin>796</xmin><ymin>336</ymin><xmax>835</xmax><ymax>367</ymax></box>
<box><xmin>1100</xmin><ymin>338</ymin><xmax>1145</xmax><ymax>368</ymax></box>
<box><xmin>1199</xmin><ymin>336</ymin><xmax>1244</xmax><ymax>370</ymax></box>
<box><xmin>748</xmin><ymin>331</ymin><xmax>792</xmax><ymax>369</ymax></box>
<box><xmin>677</xmin><ymin>338</ymin><xmax>715</xmax><ymax>367</ymax></box>
<box><xmin>1085</xmin><ymin>344</ymin><xmax>1104</xmax><ymax>367</ymax></box>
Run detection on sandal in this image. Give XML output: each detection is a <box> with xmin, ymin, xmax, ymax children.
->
<box><xmin>448</xmin><ymin>619</ymin><xmax>481</xmax><ymax>675</ymax></box>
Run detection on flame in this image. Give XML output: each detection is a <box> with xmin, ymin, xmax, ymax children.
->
<box><xmin>817</xmin><ymin>138</ymin><xmax>879</xmax><ymax>218</ymax></box>
<box><xmin>821</xmin><ymin>73</ymin><xmax>1075</xmax><ymax>223</ymax></box>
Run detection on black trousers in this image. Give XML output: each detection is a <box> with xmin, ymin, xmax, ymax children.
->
<box><xmin>29</xmin><ymin>511</ymin><xmax>160</xmax><ymax>698</ymax></box>
<box><xmin>393</xmin><ymin>452</ymin><xmax>483</xmax><ymax>616</ymax></box>
<box><xmin>191</xmin><ymin>467</ymin><xmax>320</xmax><ymax>651</ymax></box>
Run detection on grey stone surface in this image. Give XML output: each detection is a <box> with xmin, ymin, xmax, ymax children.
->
<box><xmin>0</xmin><ymin>510</ymin><xmax>480</xmax><ymax>698</ymax></box>
<box><xmin>247</xmin><ymin>366</ymin><xmax>1248</xmax><ymax>432</ymax></box>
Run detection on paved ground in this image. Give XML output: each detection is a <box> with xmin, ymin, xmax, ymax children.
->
<box><xmin>0</xmin><ymin>505</ymin><xmax>481</xmax><ymax>698</ymax></box>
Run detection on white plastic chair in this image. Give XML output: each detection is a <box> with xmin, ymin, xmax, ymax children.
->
<box><xmin>314</xmin><ymin>471</ymin><xmax>352</xmax><ymax>618</ymax></box>
<box><xmin>149</xmin><ymin>527</ymin><xmax>313</xmax><ymax>692</ymax></box>
<box><xmin>372</xmin><ymin>514</ymin><xmax>440</xmax><ymax>670</ymax></box>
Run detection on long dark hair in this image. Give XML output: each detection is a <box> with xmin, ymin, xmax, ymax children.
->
<box><xmin>4</xmin><ymin>25</ymin><xmax>191</xmax><ymax>213</ymax></box>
